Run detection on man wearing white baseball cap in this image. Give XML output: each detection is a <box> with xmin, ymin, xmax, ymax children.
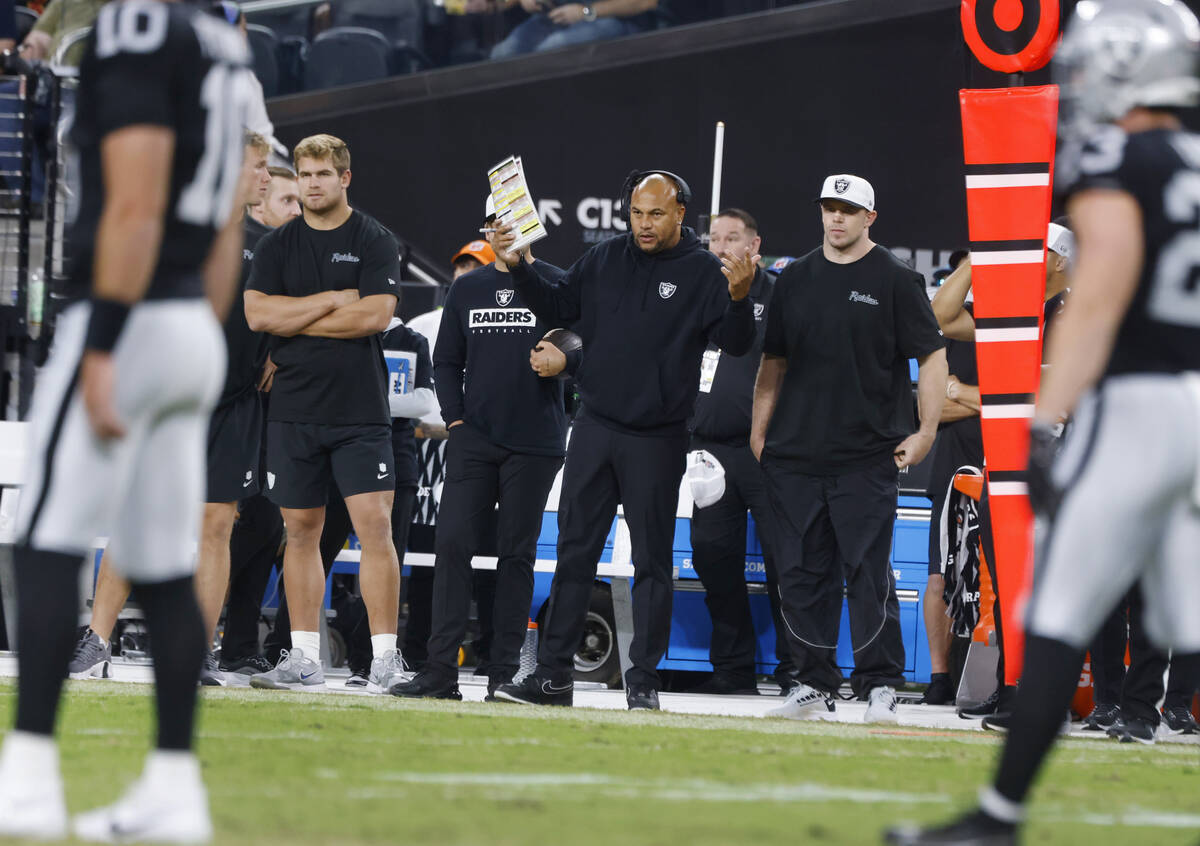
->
<box><xmin>753</xmin><ymin>172</ymin><xmax>948</xmax><ymax>724</ymax></box>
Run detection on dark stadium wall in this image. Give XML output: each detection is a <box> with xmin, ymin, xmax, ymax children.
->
<box><xmin>271</xmin><ymin>6</ymin><xmax>1048</xmax><ymax>283</ymax></box>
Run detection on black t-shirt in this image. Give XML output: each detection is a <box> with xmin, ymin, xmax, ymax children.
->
<box><xmin>69</xmin><ymin>4</ymin><xmax>254</xmax><ymax>300</ymax></box>
<box><xmin>434</xmin><ymin>262</ymin><xmax>568</xmax><ymax>456</ymax></box>
<box><xmin>1060</xmin><ymin>126</ymin><xmax>1200</xmax><ymax>377</ymax></box>
<box><xmin>690</xmin><ymin>267</ymin><xmax>774</xmax><ymax>445</ymax></box>
<box><xmin>762</xmin><ymin>245</ymin><xmax>945</xmax><ymax>473</ymax></box>
<box><xmin>383</xmin><ymin>325</ymin><xmax>433</xmax><ymax>487</ymax></box>
<box><xmin>247</xmin><ymin>209</ymin><xmax>401</xmax><ymax>425</ymax></box>
<box><xmin>217</xmin><ymin>216</ymin><xmax>271</xmax><ymax>406</ymax></box>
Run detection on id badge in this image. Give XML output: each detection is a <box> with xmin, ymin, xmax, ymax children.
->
<box><xmin>699</xmin><ymin>349</ymin><xmax>721</xmax><ymax>393</ymax></box>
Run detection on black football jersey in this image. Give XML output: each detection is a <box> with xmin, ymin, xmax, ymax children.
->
<box><xmin>1060</xmin><ymin>126</ymin><xmax>1200</xmax><ymax>377</ymax></box>
<box><xmin>68</xmin><ymin>0</ymin><xmax>255</xmax><ymax>300</ymax></box>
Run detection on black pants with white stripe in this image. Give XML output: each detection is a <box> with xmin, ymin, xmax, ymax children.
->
<box><xmin>762</xmin><ymin>455</ymin><xmax>906</xmax><ymax>698</ymax></box>
<box><xmin>538</xmin><ymin>413</ymin><xmax>688</xmax><ymax>689</ymax></box>
<box><xmin>689</xmin><ymin>437</ymin><xmax>791</xmax><ymax>682</ymax></box>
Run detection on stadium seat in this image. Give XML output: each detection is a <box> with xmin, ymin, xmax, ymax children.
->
<box><xmin>276</xmin><ymin>36</ymin><xmax>309</xmax><ymax>96</ymax></box>
<box><xmin>244</xmin><ymin>6</ymin><xmax>311</xmax><ymax>39</ymax></box>
<box><xmin>246</xmin><ymin>24</ymin><xmax>280</xmax><ymax>98</ymax></box>
<box><xmin>333</xmin><ymin>0</ymin><xmax>431</xmax><ymax>74</ymax></box>
<box><xmin>303</xmin><ymin>27</ymin><xmax>393</xmax><ymax>91</ymax></box>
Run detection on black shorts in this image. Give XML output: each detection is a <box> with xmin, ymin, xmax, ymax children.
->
<box><xmin>206</xmin><ymin>391</ymin><xmax>264</xmax><ymax>503</ymax></box>
<box><xmin>266</xmin><ymin>421</ymin><xmax>394</xmax><ymax>509</ymax></box>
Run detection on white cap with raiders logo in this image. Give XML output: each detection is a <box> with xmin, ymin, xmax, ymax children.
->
<box><xmin>817</xmin><ymin>174</ymin><xmax>875</xmax><ymax>212</ymax></box>
<box><xmin>1047</xmin><ymin>221</ymin><xmax>1073</xmax><ymax>259</ymax></box>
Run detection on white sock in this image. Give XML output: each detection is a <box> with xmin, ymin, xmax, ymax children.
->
<box><xmin>978</xmin><ymin>786</ymin><xmax>1025</xmax><ymax>824</ymax></box>
<box><xmin>92</xmin><ymin>630</ymin><xmax>108</xmax><ymax>649</ymax></box>
<box><xmin>1</xmin><ymin>731</ymin><xmax>59</xmax><ymax>781</ymax></box>
<box><xmin>290</xmin><ymin>631</ymin><xmax>321</xmax><ymax>662</ymax></box>
<box><xmin>145</xmin><ymin>749</ymin><xmax>200</xmax><ymax>786</ymax></box>
<box><xmin>371</xmin><ymin>634</ymin><xmax>397</xmax><ymax>661</ymax></box>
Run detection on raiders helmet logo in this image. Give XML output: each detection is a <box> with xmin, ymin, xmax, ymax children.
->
<box><xmin>753</xmin><ymin>303</ymin><xmax>765</xmax><ymax>319</ymax></box>
<box><xmin>496</xmin><ymin>289</ymin><xmax>515</xmax><ymax>307</ymax></box>
<box><xmin>834</xmin><ymin>178</ymin><xmax>850</xmax><ymax>194</ymax></box>
<box><xmin>658</xmin><ymin>282</ymin><xmax>677</xmax><ymax>300</ymax></box>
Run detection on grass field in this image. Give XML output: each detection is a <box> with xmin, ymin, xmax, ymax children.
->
<box><xmin>1</xmin><ymin>680</ymin><xmax>1197</xmax><ymax>845</ymax></box>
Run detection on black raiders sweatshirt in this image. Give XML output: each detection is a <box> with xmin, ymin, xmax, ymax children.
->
<box><xmin>433</xmin><ymin>261</ymin><xmax>568</xmax><ymax>456</ymax></box>
<box><xmin>511</xmin><ymin>227</ymin><xmax>755</xmax><ymax>436</ymax></box>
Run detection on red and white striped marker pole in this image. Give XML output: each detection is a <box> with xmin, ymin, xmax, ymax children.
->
<box><xmin>958</xmin><ymin>0</ymin><xmax>1061</xmax><ymax>686</ymax></box>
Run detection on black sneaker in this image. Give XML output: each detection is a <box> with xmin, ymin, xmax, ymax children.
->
<box><xmin>1081</xmin><ymin>702</ymin><xmax>1121</xmax><ymax>731</ymax></box>
<box><xmin>199</xmin><ymin>651</ymin><xmax>227</xmax><ymax>687</ymax></box>
<box><xmin>981</xmin><ymin>711</ymin><xmax>1011</xmax><ymax>733</ymax></box>
<box><xmin>1107</xmin><ymin>717</ymin><xmax>1157</xmax><ymax>745</ymax></box>
<box><xmin>685</xmin><ymin>673</ymin><xmax>758</xmax><ymax>696</ymax></box>
<box><xmin>1161</xmin><ymin>704</ymin><xmax>1199</xmax><ymax>735</ymax></box>
<box><xmin>884</xmin><ymin>809</ymin><xmax>1017</xmax><ymax>845</ymax></box>
<box><xmin>388</xmin><ymin>670</ymin><xmax>462</xmax><ymax>701</ymax></box>
<box><xmin>626</xmin><ymin>684</ymin><xmax>660</xmax><ymax>711</ymax></box>
<box><xmin>492</xmin><ymin>674</ymin><xmax>573</xmax><ymax>707</ymax></box>
<box><xmin>920</xmin><ymin>673</ymin><xmax>956</xmax><ymax>706</ymax></box>
<box><xmin>485</xmin><ymin>673</ymin><xmax>513</xmax><ymax>702</ymax></box>
<box><xmin>218</xmin><ymin>653</ymin><xmax>273</xmax><ymax>683</ymax></box>
<box><xmin>958</xmin><ymin>685</ymin><xmax>1015</xmax><ymax>720</ymax></box>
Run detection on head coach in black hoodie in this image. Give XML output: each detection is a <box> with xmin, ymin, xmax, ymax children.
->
<box><xmin>493</xmin><ymin>172</ymin><xmax>758</xmax><ymax>710</ymax></box>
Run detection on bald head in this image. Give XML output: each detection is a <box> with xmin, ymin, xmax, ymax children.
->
<box><xmin>629</xmin><ymin>174</ymin><xmax>685</xmax><ymax>254</ymax></box>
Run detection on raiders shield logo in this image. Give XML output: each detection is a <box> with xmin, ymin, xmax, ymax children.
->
<box><xmin>834</xmin><ymin>178</ymin><xmax>850</xmax><ymax>194</ymax></box>
<box><xmin>753</xmin><ymin>303</ymin><xmax>765</xmax><ymax>319</ymax></box>
<box><xmin>658</xmin><ymin>282</ymin><xmax>677</xmax><ymax>300</ymax></box>
<box><xmin>496</xmin><ymin>289</ymin><xmax>515</xmax><ymax>307</ymax></box>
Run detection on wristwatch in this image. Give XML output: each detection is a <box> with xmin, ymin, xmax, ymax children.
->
<box><xmin>581</xmin><ymin>5</ymin><xmax>597</xmax><ymax>21</ymax></box>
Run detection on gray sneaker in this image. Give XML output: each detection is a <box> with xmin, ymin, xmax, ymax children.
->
<box><xmin>68</xmin><ymin>629</ymin><xmax>111</xmax><ymax>680</ymax></box>
<box><xmin>367</xmin><ymin>649</ymin><xmax>409</xmax><ymax>694</ymax></box>
<box><xmin>248</xmin><ymin>648</ymin><xmax>324</xmax><ymax>690</ymax></box>
<box><xmin>199</xmin><ymin>651</ymin><xmax>226</xmax><ymax>687</ymax></box>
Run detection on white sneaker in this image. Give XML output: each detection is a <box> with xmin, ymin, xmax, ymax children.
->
<box><xmin>248</xmin><ymin>648</ymin><xmax>324</xmax><ymax>690</ymax></box>
<box><xmin>74</xmin><ymin>752</ymin><xmax>211</xmax><ymax>843</ymax></box>
<box><xmin>865</xmin><ymin>685</ymin><xmax>899</xmax><ymax>723</ymax></box>
<box><xmin>0</xmin><ymin>732</ymin><xmax>67</xmax><ymax>840</ymax></box>
<box><xmin>765</xmin><ymin>682</ymin><xmax>836</xmax><ymax>720</ymax></box>
<box><xmin>367</xmin><ymin>648</ymin><xmax>410</xmax><ymax>694</ymax></box>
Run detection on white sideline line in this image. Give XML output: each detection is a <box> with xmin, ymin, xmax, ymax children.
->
<box><xmin>349</xmin><ymin>773</ymin><xmax>951</xmax><ymax>806</ymax></box>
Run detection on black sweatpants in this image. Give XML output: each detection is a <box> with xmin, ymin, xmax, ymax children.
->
<box><xmin>538</xmin><ymin>414</ymin><xmax>688</xmax><ymax>689</ymax></box>
<box><xmin>220</xmin><ymin>494</ymin><xmax>284</xmax><ymax>660</ymax></box>
<box><xmin>1164</xmin><ymin>651</ymin><xmax>1200</xmax><ymax>710</ymax></box>
<box><xmin>763</xmin><ymin>455</ymin><xmax>906</xmax><ymax>698</ymax></box>
<box><xmin>689</xmin><ymin>436</ymin><xmax>791</xmax><ymax>682</ymax></box>
<box><xmin>1089</xmin><ymin>588</ymin><xmax>1168</xmax><ymax>724</ymax></box>
<box><xmin>265</xmin><ymin>480</ymin><xmax>415</xmax><ymax>665</ymax></box>
<box><xmin>427</xmin><ymin>423</ymin><xmax>561</xmax><ymax>681</ymax></box>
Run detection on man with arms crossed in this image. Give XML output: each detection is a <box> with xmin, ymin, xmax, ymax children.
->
<box><xmin>245</xmin><ymin>133</ymin><xmax>406</xmax><ymax>693</ymax></box>
<box><xmin>0</xmin><ymin>2</ymin><xmax>254</xmax><ymax>839</ymax></box>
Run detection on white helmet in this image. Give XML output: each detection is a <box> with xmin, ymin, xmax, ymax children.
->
<box><xmin>686</xmin><ymin>450</ymin><xmax>726</xmax><ymax>510</ymax></box>
<box><xmin>1056</xmin><ymin>0</ymin><xmax>1200</xmax><ymax>141</ymax></box>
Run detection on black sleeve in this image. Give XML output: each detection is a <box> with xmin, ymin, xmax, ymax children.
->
<box><xmin>246</xmin><ymin>231</ymin><xmax>283</xmax><ymax>295</ymax></box>
<box><xmin>894</xmin><ymin>271</ymin><xmax>945</xmax><ymax>359</ymax></box>
<box><xmin>1060</xmin><ymin>125</ymin><xmax>1133</xmax><ymax>201</ymax></box>
<box><xmin>360</xmin><ymin>230</ymin><xmax>403</xmax><ymax>300</ymax></box>
<box><xmin>413</xmin><ymin>332</ymin><xmax>434</xmax><ymax>391</ymax></box>
<box><xmin>511</xmin><ymin>253</ymin><xmax>584</xmax><ymax>325</ymax></box>
<box><xmin>432</xmin><ymin>287</ymin><xmax>466</xmax><ymax>425</ymax></box>
<box><xmin>762</xmin><ymin>272</ymin><xmax>788</xmax><ymax>357</ymax></box>
<box><xmin>88</xmin><ymin>3</ymin><xmax>178</xmax><ymax>138</ymax></box>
